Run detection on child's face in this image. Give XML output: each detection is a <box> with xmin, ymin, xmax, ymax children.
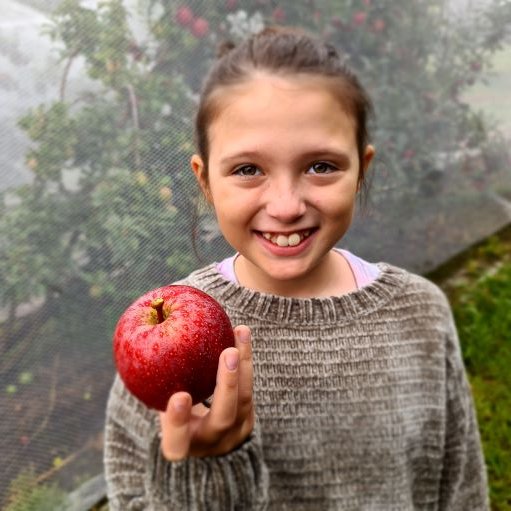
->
<box><xmin>192</xmin><ymin>74</ymin><xmax>374</xmax><ymax>296</ymax></box>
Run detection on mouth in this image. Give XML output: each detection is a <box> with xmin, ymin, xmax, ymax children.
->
<box><xmin>257</xmin><ymin>229</ymin><xmax>314</xmax><ymax>247</ymax></box>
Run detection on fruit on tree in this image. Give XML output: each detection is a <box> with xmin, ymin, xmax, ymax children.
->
<box><xmin>175</xmin><ymin>6</ymin><xmax>194</xmax><ymax>27</ymax></box>
<box><xmin>191</xmin><ymin>17</ymin><xmax>209</xmax><ymax>39</ymax></box>
<box><xmin>225</xmin><ymin>0</ymin><xmax>238</xmax><ymax>11</ymax></box>
<box><xmin>272</xmin><ymin>7</ymin><xmax>286</xmax><ymax>23</ymax></box>
<box><xmin>113</xmin><ymin>285</ymin><xmax>235</xmax><ymax>411</ymax></box>
<box><xmin>352</xmin><ymin>11</ymin><xmax>367</xmax><ymax>27</ymax></box>
<box><xmin>331</xmin><ymin>16</ymin><xmax>345</xmax><ymax>29</ymax></box>
<box><xmin>371</xmin><ymin>19</ymin><xmax>386</xmax><ymax>33</ymax></box>
<box><xmin>159</xmin><ymin>186</ymin><xmax>173</xmax><ymax>201</ymax></box>
<box><xmin>470</xmin><ymin>61</ymin><xmax>482</xmax><ymax>72</ymax></box>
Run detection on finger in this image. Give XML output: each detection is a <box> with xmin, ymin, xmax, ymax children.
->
<box><xmin>234</xmin><ymin>325</ymin><xmax>254</xmax><ymax>414</ymax></box>
<box><xmin>192</xmin><ymin>401</ymin><xmax>210</xmax><ymax>418</ymax></box>
<box><xmin>205</xmin><ymin>347</ymin><xmax>239</xmax><ymax>435</ymax></box>
<box><xmin>159</xmin><ymin>392</ymin><xmax>192</xmax><ymax>461</ymax></box>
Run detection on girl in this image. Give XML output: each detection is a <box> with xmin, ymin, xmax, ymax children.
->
<box><xmin>104</xmin><ymin>27</ymin><xmax>489</xmax><ymax>510</ymax></box>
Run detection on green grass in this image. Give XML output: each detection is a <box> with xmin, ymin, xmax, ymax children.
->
<box><xmin>432</xmin><ymin>228</ymin><xmax>511</xmax><ymax>510</ymax></box>
<box><xmin>3</xmin><ymin>470</ymin><xmax>67</xmax><ymax>511</ymax></box>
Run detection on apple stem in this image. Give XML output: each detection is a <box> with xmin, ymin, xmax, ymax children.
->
<box><xmin>151</xmin><ymin>298</ymin><xmax>165</xmax><ymax>324</ymax></box>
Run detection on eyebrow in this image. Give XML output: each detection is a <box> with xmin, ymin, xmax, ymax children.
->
<box><xmin>219</xmin><ymin>148</ymin><xmax>352</xmax><ymax>166</ymax></box>
<box><xmin>219</xmin><ymin>151</ymin><xmax>263</xmax><ymax>166</ymax></box>
<box><xmin>299</xmin><ymin>149</ymin><xmax>352</xmax><ymax>166</ymax></box>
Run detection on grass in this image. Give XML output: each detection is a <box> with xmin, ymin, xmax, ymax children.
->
<box><xmin>430</xmin><ymin>225</ymin><xmax>511</xmax><ymax>510</ymax></box>
<box><xmin>454</xmin><ymin>47</ymin><xmax>511</xmax><ymax>508</ymax></box>
<box><xmin>3</xmin><ymin>470</ymin><xmax>67</xmax><ymax>511</ymax></box>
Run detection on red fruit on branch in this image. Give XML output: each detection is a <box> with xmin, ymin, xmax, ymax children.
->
<box><xmin>272</xmin><ymin>7</ymin><xmax>286</xmax><ymax>23</ymax></box>
<box><xmin>225</xmin><ymin>0</ymin><xmax>238</xmax><ymax>11</ymax></box>
<box><xmin>371</xmin><ymin>18</ymin><xmax>386</xmax><ymax>33</ymax></box>
<box><xmin>331</xmin><ymin>16</ymin><xmax>344</xmax><ymax>29</ymax></box>
<box><xmin>352</xmin><ymin>11</ymin><xmax>367</xmax><ymax>27</ymax></box>
<box><xmin>470</xmin><ymin>61</ymin><xmax>482</xmax><ymax>72</ymax></box>
<box><xmin>191</xmin><ymin>17</ymin><xmax>209</xmax><ymax>39</ymax></box>
<box><xmin>175</xmin><ymin>5</ymin><xmax>194</xmax><ymax>27</ymax></box>
<box><xmin>113</xmin><ymin>285</ymin><xmax>235</xmax><ymax>411</ymax></box>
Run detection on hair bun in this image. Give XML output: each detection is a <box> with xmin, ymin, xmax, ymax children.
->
<box><xmin>216</xmin><ymin>40</ymin><xmax>236</xmax><ymax>58</ymax></box>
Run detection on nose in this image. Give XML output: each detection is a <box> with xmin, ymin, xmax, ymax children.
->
<box><xmin>264</xmin><ymin>176</ymin><xmax>306</xmax><ymax>223</ymax></box>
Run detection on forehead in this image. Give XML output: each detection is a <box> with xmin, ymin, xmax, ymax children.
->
<box><xmin>207</xmin><ymin>74</ymin><xmax>358</xmax><ymax>152</ymax></box>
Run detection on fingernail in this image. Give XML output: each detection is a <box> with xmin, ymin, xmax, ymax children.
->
<box><xmin>173</xmin><ymin>394</ymin><xmax>188</xmax><ymax>413</ymax></box>
<box><xmin>238</xmin><ymin>328</ymin><xmax>250</xmax><ymax>343</ymax></box>
<box><xmin>225</xmin><ymin>350</ymin><xmax>239</xmax><ymax>371</ymax></box>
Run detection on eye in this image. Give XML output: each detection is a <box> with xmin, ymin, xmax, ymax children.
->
<box><xmin>307</xmin><ymin>161</ymin><xmax>338</xmax><ymax>174</ymax></box>
<box><xmin>233</xmin><ymin>164</ymin><xmax>261</xmax><ymax>177</ymax></box>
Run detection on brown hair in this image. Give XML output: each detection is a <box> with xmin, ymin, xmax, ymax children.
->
<box><xmin>194</xmin><ymin>26</ymin><xmax>374</xmax><ymax>186</ymax></box>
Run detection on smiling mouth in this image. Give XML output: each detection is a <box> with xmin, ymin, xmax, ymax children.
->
<box><xmin>258</xmin><ymin>229</ymin><xmax>313</xmax><ymax>247</ymax></box>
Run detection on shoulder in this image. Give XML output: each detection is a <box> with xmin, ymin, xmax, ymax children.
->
<box><xmin>376</xmin><ymin>262</ymin><xmax>453</xmax><ymax>320</ymax></box>
<box><xmin>380</xmin><ymin>262</ymin><xmax>447</xmax><ymax>299</ymax></box>
<box><xmin>372</xmin><ymin>265</ymin><xmax>459</xmax><ymax>369</ymax></box>
<box><xmin>172</xmin><ymin>263</ymin><xmax>222</xmax><ymax>287</ymax></box>
<box><xmin>166</xmin><ymin>264</ymin><xmax>230</xmax><ymax>300</ymax></box>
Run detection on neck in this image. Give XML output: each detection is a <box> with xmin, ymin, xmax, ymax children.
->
<box><xmin>234</xmin><ymin>250</ymin><xmax>357</xmax><ymax>298</ymax></box>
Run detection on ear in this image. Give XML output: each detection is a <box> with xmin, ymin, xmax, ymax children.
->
<box><xmin>358</xmin><ymin>144</ymin><xmax>375</xmax><ymax>191</ymax></box>
<box><xmin>190</xmin><ymin>154</ymin><xmax>212</xmax><ymax>202</ymax></box>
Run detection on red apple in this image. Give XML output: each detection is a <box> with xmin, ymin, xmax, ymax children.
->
<box><xmin>371</xmin><ymin>18</ymin><xmax>385</xmax><ymax>33</ymax></box>
<box><xmin>470</xmin><ymin>60</ymin><xmax>482</xmax><ymax>72</ymax></box>
<box><xmin>331</xmin><ymin>16</ymin><xmax>344</xmax><ymax>29</ymax></box>
<box><xmin>175</xmin><ymin>6</ymin><xmax>194</xmax><ymax>28</ymax></box>
<box><xmin>225</xmin><ymin>0</ymin><xmax>238</xmax><ymax>11</ymax></box>
<box><xmin>191</xmin><ymin>17</ymin><xmax>209</xmax><ymax>39</ymax></box>
<box><xmin>352</xmin><ymin>11</ymin><xmax>367</xmax><ymax>27</ymax></box>
<box><xmin>272</xmin><ymin>7</ymin><xmax>286</xmax><ymax>23</ymax></box>
<box><xmin>402</xmin><ymin>149</ymin><xmax>416</xmax><ymax>160</ymax></box>
<box><xmin>113</xmin><ymin>285</ymin><xmax>235</xmax><ymax>411</ymax></box>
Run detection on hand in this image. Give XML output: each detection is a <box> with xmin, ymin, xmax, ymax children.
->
<box><xmin>159</xmin><ymin>325</ymin><xmax>255</xmax><ymax>461</ymax></box>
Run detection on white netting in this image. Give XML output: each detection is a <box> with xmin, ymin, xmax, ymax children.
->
<box><xmin>0</xmin><ymin>0</ymin><xmax>510</xmax><ymax>507</ymax></box>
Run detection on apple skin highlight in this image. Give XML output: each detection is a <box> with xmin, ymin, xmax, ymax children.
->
<box><xmin>113</xmin><ymin>285</ymin><xmax>235</xmax><ymax>411</ymax></box>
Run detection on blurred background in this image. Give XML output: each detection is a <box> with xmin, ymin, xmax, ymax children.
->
<box><xmin>1</xmin><ymin>0</ymin><xmax>510</xmax><ymax>509</ymax></box>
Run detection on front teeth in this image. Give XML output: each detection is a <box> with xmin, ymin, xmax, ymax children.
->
<box><xmin>262</xmin><ymin>230</ymin><xmax>310</xmax><ymax>247</ymax></box>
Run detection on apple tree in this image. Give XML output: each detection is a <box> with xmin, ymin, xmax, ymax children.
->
<box><xmin>0</xmin><ymin>0</ymin><xmax>509</xmax><ymax>341</ymax></box>
<box><xmin>320</xmin><ymin>0</ymin><xmax>510</xmax><ymax>197</ymax></box>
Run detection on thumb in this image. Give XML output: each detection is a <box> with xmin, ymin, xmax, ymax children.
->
<box><xmin>159</xmin><ymin>392</ymin><xmax>192</xmax><ymax>461</ymax></box>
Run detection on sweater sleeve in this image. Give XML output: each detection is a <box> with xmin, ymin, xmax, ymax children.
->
<box><xmin>104</xmin><ymin>374</ymin><xmax>269</xmax><ymax>511</ymax></box>
<box><xmin>438</xmin><ymin>315</ymin><xmax>489</xmax><ymax>510</ymax></box>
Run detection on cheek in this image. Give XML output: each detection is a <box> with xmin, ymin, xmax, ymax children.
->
<box><xmin>211</xmin><ymin>193</ymin><xmax>249</xmax><ymax>230</ymax></box>
<box><xmin>312</xmin><ymin>187</ymin><xmax>357</xmax><ymax>217</ymax></box>
<box><xmin>209</xmin><ymin>179</ymin><xmax>258</xmax><ymax>216</ymax></box>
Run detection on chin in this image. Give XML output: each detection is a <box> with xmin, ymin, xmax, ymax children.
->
<box><xmin>265</xmin><ymin>266</ymin><xmax>310</xmax><ymax>283</ymax></box>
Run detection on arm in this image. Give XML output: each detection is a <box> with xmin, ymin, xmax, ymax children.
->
<box><xmin>104</xmin><ymin>376</ymin><xmax>268</xmax><ymax>510</ymax></box>
<box><xmin>438</xmin><ymin>316</ymin><xmax>490</xmax><ymax>510</ymax></box>
<box><xmin>103</xmin><ymin>374</ymin><xmax>156</xmax><ymax>510</ymax></box>
<box><xmin>148</xmin><ymin>421</ymin><xmax>268</xmax><ymax>510</ymax></box>
<box><xmin>104</xmin><ymin>326</ymin><xmax>269</xmax><ymax>510</ymax></box>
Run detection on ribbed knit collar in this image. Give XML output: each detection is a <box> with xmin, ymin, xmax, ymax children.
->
<box><xmin>182</xmin><ymin>262</ymin><xmax>410</xmax><ymax>326</ymax></box>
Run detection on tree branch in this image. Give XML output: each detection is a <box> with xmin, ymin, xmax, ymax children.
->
<box><xmin>126</xmin><ymin>84</ymin><xmax>141</xmax><ymax>169</ymax></box>
<box><xmin>60</xmin><ymin>49</ymin><xmax>80</xmax><ymax>102</ymax></box>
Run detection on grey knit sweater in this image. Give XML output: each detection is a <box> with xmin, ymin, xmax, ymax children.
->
<box><xmin>104</xmin><ymin>262</ymin><xmax>489</xmax><ymax>510</ymax></box>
